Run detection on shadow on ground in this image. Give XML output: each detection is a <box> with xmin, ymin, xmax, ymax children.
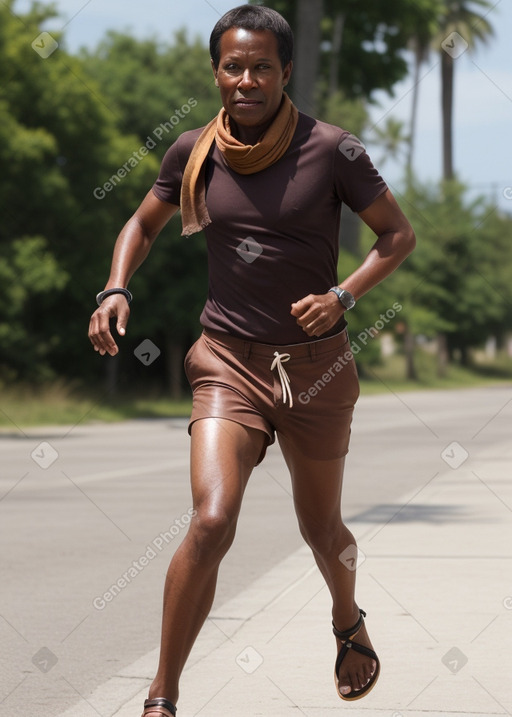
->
<box><xmin>350</xmin><ymin>502</ymin><xmax>484</xmax><ymax>524</ymax></box>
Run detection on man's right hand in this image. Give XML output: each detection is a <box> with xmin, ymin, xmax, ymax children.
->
<box><xmin>88</xmin><ymin>295</ymin><xmax>130</xmax><ymax>356</ymax></box>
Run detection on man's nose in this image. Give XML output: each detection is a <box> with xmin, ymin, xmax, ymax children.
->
<box><xmin>238</xmin><ymin>68</ymin><xmax>257</xmax><ymax>89</ymax></box>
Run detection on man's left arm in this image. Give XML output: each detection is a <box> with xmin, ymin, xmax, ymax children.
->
<box><xmin>291</xmin><ymin>189</ymin><xmax>416</xmax><ymax>337</ymax></box>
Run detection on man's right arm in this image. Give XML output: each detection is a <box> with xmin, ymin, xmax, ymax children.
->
<box><xmin>88</xmin><ymin>190</ymin><xmax>179</xmax><ymax>356</ymax></box>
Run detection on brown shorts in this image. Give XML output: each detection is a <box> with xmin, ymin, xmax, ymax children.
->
<box><xmin>184</xmin><ymin>328</ymin><xmax>360</xmax><ymax>465</ymax></box>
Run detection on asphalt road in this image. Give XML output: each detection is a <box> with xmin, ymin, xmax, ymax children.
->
<box><xmin>1</xmin><ymin>385</ymin><xmax>510</xmax><ymax>716</ymax></box>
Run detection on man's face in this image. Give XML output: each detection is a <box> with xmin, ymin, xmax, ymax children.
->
<box><xmin>212</xmin><ymin>27</ymin><xmax>292</xmax><ymax>134</ymax></box>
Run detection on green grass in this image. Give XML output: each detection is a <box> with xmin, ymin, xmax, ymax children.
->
<box><xmin>0</xmin><ymin>382</ymin><xmax>192</xmax><ymax>431</ymax></box>
<box><xmin>359</xmin><ymin>351</ymin><xmax>512</xmax><ymax>394</ymax></box>
<box><xmin>2</xmin><ymin>352</ymin><xmax>511</xmax><ymax>429</ymax></box>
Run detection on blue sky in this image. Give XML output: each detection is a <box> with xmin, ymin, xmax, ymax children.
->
<box><xmin>16</xmin><ymin>0</ymin><xmax>512</xmax><ymax>212</ymax></box>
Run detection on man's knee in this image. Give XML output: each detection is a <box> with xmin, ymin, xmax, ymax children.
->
<box><xmin>188</xmin><ymin>507</ymin><xmax>238</xmax><ymax>560</ymax></box>
<box><xmin>298</xmin><ymin>518</ymin><xmax>350</xmax><ymax>557</ymax></box>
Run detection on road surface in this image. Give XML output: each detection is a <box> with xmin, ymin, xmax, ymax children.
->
<box><xmin>1</xmin><ymin>385</ymin><xmax>511</xmax><ymax>716</ymax></box>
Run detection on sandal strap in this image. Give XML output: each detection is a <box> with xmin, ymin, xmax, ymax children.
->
<box><xmin>143</xmin><ymin>698</ymin><xmax>177</xmax><ymax>716</ymax></box>
<box><xmin>332</xmin><ymin>608</ymin><xmax>366</xmax><ymax>641</ymax></box>
<box><xmin>335</xmin><ymin>637</ymin><xmax>379</xmax><ymax>677</ymax></box>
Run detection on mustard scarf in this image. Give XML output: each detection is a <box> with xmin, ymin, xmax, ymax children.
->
<box><xmin>180</xmin><ymin>93</ymin><xmax>298</xmax><ymax>236</ymax></box>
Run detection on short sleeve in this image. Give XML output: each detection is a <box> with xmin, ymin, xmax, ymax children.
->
<box><xmin>152</xmin><ymin>128</ymin><xmax>203</xmax><ymax>205</ymax></box>
<box><xmin>333</xmin><ymin>131</ymin><xmax>388</xmax><ymax>213</ymax></box>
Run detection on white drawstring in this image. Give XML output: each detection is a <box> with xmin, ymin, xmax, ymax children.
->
<box><xmin>271</xmin><ymin>351</ymin><xmax>293</xmax><ymax>408</ymax></box>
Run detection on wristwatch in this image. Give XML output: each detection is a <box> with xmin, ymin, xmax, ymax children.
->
<box><xmin>329</xmin><ymin>286</ymin><xmax>356</xmax><ymax>310</ymax></box>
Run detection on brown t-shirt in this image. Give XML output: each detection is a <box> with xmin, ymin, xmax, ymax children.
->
<box><xmin>153</xmin><ymin>112</ymin><xmax>387</xmax><ymax>344</ymax></box>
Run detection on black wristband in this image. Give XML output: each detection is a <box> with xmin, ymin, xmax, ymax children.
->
<box><xmin>96</xmin><ymin>288</ymin><xmax>133</xmax><ymax>306</ymax></box>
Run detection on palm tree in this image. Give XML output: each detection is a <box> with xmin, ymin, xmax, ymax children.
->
<box><xmin>328</xmin><ymin>10</ymin><xmax>345</xmax><ymax>96</ymax></box>
<box><xmin>437</xmin><ymin>0</ymin><xmax>494</xmax><ymax>180</ymax></box>
<box><xmin>372</xmin><ymin>117</ymin><xmax>410</xmax><ymax>168</ymax></box>
<box><xmin>406</xmin><ymin>29</ymin><xmax>434</xmax><ymax>183</ymax></box>
<box><xmin>292</xmin><ymin>0</ymin><xmax>324</xmax><ymax>113</ymax></box>
<box><xmin>403</xmin><ymin>0</ymin><xmax>445</xmax><ymax>183</ymax></box>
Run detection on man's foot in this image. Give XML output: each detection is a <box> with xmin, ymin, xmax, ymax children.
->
<box><xmin>333</xmin><ymin>609</ymin><xmax>380</xmax><ymax>701</ymax></box>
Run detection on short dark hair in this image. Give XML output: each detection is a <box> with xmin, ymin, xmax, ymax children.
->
<box><xmin>210</xmin><ymin>4</ymin><xmax>294</xmax><ymax>70</ymax></box>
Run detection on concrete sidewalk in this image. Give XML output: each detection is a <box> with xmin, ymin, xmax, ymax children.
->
<box><xmin>57</xmin><ymin>436</ymin><xmax>512</xmax><ymax>717</ymax></box>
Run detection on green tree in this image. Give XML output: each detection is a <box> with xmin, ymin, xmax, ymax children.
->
<box><xmin>0</xmin><ymin>0</ymin><xmax>159</xmax><ymax>384</ymax></box>
<box><xmin>257</xmin><ymin>0</ymin><xmax>441</xmax><ymax>114</ymax></box>
<box><xmin>0</xmin><ymin>237</ymin><xmax>68</xmax><ymax>381</ymax></box>
<box><xmin>393</xmin><ymin>181</ymin><xmax>512</xmax><ymax>373</ymax></box>
<box><xmin>80</xmin><ymin>30</ymin><xmax>221</xmax><ymax>153</ymax></box>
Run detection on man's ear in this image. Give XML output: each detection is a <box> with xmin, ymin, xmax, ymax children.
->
<box><xmin>211</xmin><ymin>58</ymin><xmax>219</xmax><ymax>87</ymax></box>
<box><xmin>282</xmin><ymin>60</ymin><xmax>293</xmax><ymax>88</ymax></box>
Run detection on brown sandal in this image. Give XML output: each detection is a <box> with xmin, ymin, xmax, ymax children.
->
<box><xmin>332</xmin><ymin>608</ymin><xmax>380</xmax><ymax>701</ymax></box>
<box><xmin>141</xmin><ymin>697</ymin><xmax>177</xmax><ymax>716</ymax></box>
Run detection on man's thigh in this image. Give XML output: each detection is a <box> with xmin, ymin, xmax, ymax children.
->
<box><xmin>279</xmin><ymin>433</ymin><xmax>346</xmax><ymax>524</ymax></box>
<box><xmin>190</xmin><ymin>417</ymin><xmax>267</xmax><ymax>515</ymax></box>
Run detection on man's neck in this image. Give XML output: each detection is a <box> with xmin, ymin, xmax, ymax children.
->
<box><xmin>231</xmin><ymin>120</ymin><xmax>270</xmax><ymax>146</ymax></box>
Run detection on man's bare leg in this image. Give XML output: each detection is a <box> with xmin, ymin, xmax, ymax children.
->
<box><xmin>147</xmin><ymin>418</ymin><xmax>266</xmax><ymax>708</ymax></box>
<box><xmin>278</xmin><ymin>438</ymin><xmax>377</xmax><ymax>697</ymax></box>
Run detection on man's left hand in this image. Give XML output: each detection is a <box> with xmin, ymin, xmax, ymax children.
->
<box><xmin>291</xmin><ymin>291</ymin><xmax>344</xmax><ymax>337</ymax></box>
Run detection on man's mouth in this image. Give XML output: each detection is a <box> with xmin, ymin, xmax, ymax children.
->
<box><xmin>235</xmin><ymin>98</ymin><xmax>262</xmax><ymax>106</ymax></box>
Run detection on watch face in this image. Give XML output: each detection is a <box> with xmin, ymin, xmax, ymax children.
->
<box><xmin>341</xmin><ymin>291</ymin><xmax>355</xmax><ymax>309</ymax></box>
